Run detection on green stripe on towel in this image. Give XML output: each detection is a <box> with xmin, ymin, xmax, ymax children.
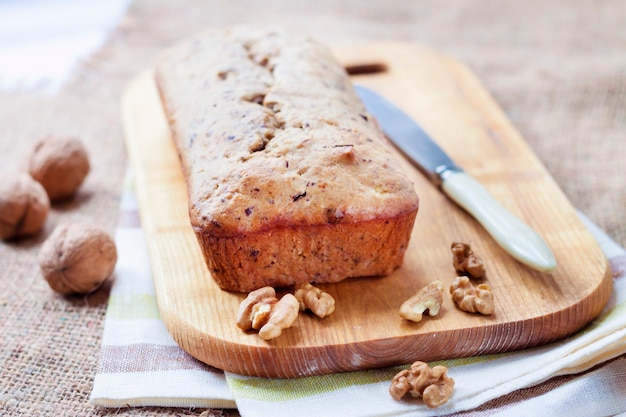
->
<box><xmin>227</xmin><ymin>368</ymin><xmax>400</xmax><ymax>401</ymax></box>
<box><xmin>107</xmin><ymin>294</ymin><xmax>161</xmax><ymax>320</ymax></box>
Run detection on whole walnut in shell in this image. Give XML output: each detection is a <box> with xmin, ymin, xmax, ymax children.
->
<box><xmin>27</xmin><ymin>135</ymin><xmax>90</xmax><ymax>201</ymax></box>
<box><xmin>0</xmin><ymin>173</ymin><xmax>50</xmax><ymax>240</ymax></box>
<box><xmin>39</xmin><ymin>223</ymin><xmax>117</xmax><ymax>295</ymax></box>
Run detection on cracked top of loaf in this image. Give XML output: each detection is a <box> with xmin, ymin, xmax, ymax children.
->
<box><xmin>155</xmin><ymin>27</ymin><xmax>419</xmax><ymax>238</ymax></box>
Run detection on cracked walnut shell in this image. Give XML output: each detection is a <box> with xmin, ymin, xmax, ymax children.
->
<box><xmin>27</xmin><ymin>135</ymin><xmax>90</xmax><ymax>201</ymax></box>
<box><xmin>39</xmin><ymin>223</ymin><xmax>117</xmax><ymax>295</ymax></box>
<box><xmin>0</xmin><ymin>173</ymin><xmax>50</xmax><ymax>240</ymax></box>
<box><xmin>389</xmin><ymin>361</ymin><xmax>455</xmax><ymax>408</ymax></box>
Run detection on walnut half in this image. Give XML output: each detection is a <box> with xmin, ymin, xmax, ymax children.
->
<box><xmin>236</xmin><ymin>286</ymin><xmax>300</xmax><ymax>340</ymax></box>
<box><xmin>450</xmin><ymin>276</ymin><xmax>495</xmax><ymax>315</ymax></box>
<box><xmin>399</xmin><ymin>280</ymin><xmax>444</xmax><ymax>322</ymax></box>
<box><xmin>294</xmin><ymin>282</ymin><xmax>335</xmax><ymax>318</ymax></box>
<box><xmin>451</xmin><ymin>242</ymin><xmax>485</xmax><ymax>279</ymax></box>
<box><xmin>389</xmin><ymin>361</ymin><xmax>455</xmax><ymax>408</ymax></box>
<box><xmin>258</xmin><ymin>294</ymin><xmax>300</xmax><ymax>340</ymax></box>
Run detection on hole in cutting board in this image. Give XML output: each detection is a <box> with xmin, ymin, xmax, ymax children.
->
<box><xmin>345</xmin><ymin>62</ymin><xmax>387</xmax><ymax>75</ymax></box>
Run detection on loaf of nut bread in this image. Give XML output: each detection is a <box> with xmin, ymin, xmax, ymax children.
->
<box><xmin>155</xmin><ymin>27</ymin><xmax>419</xmax><ymax>292</ymax></box>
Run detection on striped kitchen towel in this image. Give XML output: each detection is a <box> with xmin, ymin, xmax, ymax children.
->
<box><xmin>90</xmin><ymin>174</ymin><xmax>235</xmax><ymax>408</ymax></box>
<box><xmin>91</xmin><ymin>173</ymin><xmax>626</xmax><ymax>416</ymax></box>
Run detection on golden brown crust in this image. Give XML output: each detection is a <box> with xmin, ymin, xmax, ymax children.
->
<box><xmin>156</xmin><ymin>26</ymin><xmax>419</xmax><ymax>291</ymax></box>
<box><xmin>197</xmin><ymin>211</ymin><xmax>417</xmax><ymax>292</ymax></box>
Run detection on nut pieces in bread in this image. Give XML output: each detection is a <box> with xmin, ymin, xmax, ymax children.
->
<box><xmin>0</xmin><ymin>173</ymin><xmax>50</xmax><ymax>240</ymax></box>
<box><xmin>39</xmin><ymin>223</ymin><xmax>117</xmax><ymax>295</ymax></box>
<box><xmin>26</xmin><ymin>135</ymin><xmax>90</xmax><ymax>201</ymax></box>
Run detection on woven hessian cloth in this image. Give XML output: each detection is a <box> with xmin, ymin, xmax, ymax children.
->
<box><xmin>1</xmin><ymin>1</ymin><xmax>624</xmax><ymax>415</ymax></box>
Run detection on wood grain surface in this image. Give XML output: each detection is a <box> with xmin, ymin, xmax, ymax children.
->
<box><xmin>122</xmin><ymin>43</ymin><xmax>612</xmax><ymax>378</ymax></box>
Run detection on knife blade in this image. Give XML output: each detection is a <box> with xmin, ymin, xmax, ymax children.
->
<box><xmin>354</xmin><ymin>85</ymin><xmax>557</xmax><ymax>272</ymax></box>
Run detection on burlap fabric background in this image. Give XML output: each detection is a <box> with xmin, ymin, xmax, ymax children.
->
<box><xmin>1</xmin><ymin>1</ymin><xmax>624</xmax><ymax>416</ymax></box>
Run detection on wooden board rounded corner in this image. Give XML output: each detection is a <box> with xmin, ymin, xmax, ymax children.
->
<box><xmin>122</xmin><ymin>43</ymin><xmax>613</xmax><ymax>378</ymax></box>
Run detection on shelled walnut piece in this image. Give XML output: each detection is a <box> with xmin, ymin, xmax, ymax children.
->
<box><xmin>450</xmin><ymin>276</ymin><xmax>495</xmax><ymax>315</ymax></box>
<box><xmin>237</xmin><ymin>286</ymin><xmax>300</xmax><ymax>340</ymax></box>
<box><xmin>294</xmin><ymin>282</ymin><xmax>335</xmax><ymax>318</ymax></box>
<box><xmin>389</xmin><ymin>361</ymin><xmax>455</xmax><ymax>408</ymax></box>
<box><xmin>399</xmin><ymin>280</ymin><xmax>444</xmax><ymax>322</ymax></box>
<box><xmin>451</xmin><ymin>242</ymin><xmax>485</xmax><ymax>279</ymax></box>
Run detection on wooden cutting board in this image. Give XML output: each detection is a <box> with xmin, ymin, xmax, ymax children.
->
<box><xmin>121</xmin><ymin>42</ymin><xmax>612</xmax><ymax>378</ymax></box>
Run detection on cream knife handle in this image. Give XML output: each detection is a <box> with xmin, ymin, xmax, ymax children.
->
<box><xmin>441</xmin><ymin>170</ymin><xmax>557</xmax><ymax>272</ymax></box>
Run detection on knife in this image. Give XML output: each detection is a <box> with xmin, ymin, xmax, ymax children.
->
<box><xmin>354</xmin><ymin>85</ymin><xmax>557</xmax><ymax>273</ymax></box>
